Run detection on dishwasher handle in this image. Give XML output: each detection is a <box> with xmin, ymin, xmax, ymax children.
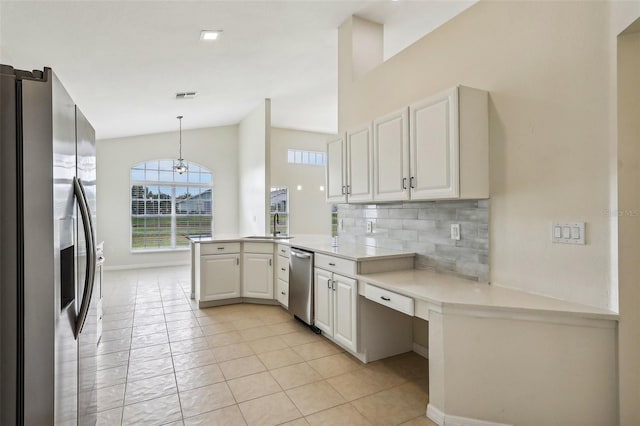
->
<box><xmin>290</xmin><ymin>249</ymin><xmax>312</xmax><ymax>259</ymax></box>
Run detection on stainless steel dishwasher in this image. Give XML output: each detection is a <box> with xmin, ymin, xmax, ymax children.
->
<box><xmin>289</xmin><ymin>247</ymin><xmax>314</xmax><ymax>327</ymax></box>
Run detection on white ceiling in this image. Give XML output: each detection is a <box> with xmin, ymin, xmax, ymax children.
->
<box><xmin>0</xmin><ymin>0</ymin><xmax>475</xmax><ymax>140</ymax></box>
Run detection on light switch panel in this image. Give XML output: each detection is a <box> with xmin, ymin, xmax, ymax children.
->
<box><xmin>451</xmin><ymin>223</ymin><xmax>461</xmax><ymax>241</ymax></box>
<box><xmin>552</xmin><ymin>222</ymin><xmax>585</xmax><ymax>245</ymax></box>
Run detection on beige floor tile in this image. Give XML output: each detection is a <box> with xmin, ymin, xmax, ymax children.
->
<box><xmin>200</xmin><ymin>322</ymin><xmax>237</xmax><ymax>336</ymax></box>
<box><xmin>398</xmin><ymin>416</ymin><xmax>438</xmax><ymax>426</ymax></box>
<box><xmin>165</xmin><ymin>311</ymin><xmax>196</xmax><ymax>322</ymax></box>
<box><xmin>97</xmin><ymin>383</ymin><xmax>125</xmax><ymax>412</ymax></box>
<box><xmin>163</xmin><ymin>303</ymin><xmax>192</xmax><ymax>314</ymax></box>
<box><xmin>133</xmin><ymin>314</ymin><xmax>166</xmax><ymax>326</ymax></box>
<box><xmin>270</xmin><ymin>362</ymin><xmax>323</xmax><ymax>390</ymax></box>
<box><xmin>239</xmin><ymin>325</ymin><xmax>281</xmax><ymax>341</ymax></box>
<box><xmin>305</xmin><ymin>403</ymin><xmax>372</xmax><ymax>426</ymax></box>
<box><xmin>291</xmin><ymin>340</ymin><xmax>342</xmax><ymax>361</ymax></box>
<box><xmin>238</xmin><ymin>392</ymin><xmax>302</xmax><ymax>426</ymax></box>
<box><xmin>232</xmin><ymin>318</ymin><xmax>265</xmax><ymax>330</ymax></box>
<box><xmin>286</xmin><ymin>380</ymin><xmax>346</xmax><ymax>416</ymax></box>
<box><xmin>196</xmin><ymin>315</ymin><xmax>230</xmax><ymax>326</ymax></box>
<box><xmin>326</xmin><ymin>369</ymin><xmax>387</xmax><ymax>401</ymax></box>
<box><xmin>351</xmin><ymin>383</ymin><xmax>427</xmax><ymax>426</ymax></box>
<box><xmin>96</xmin><ymin>365</ymin><xmax>128</xmax><ymax>389</ymax></box>
<box><xmin>206</xmin><ymin>331</ymin><xmax>245</xmax><ymax>348</ymax></box>
<box><xmin>280</xmin><ymin>418</ymin><xmax>310</xmax><ymax>426</ymax></box>
<box><xmin>179</xmin><ymin>382</ymin><xmax>236</xmax><ymax>418</ymax></box>
<box><xmin>131</xmin><ymin>331</ymin><xmax>169</xmax><ymax>349</ymax></box>
<box><xmin>212</xmin><ymin>342</ymin><xmax>255</xmax><ymax>363</ymax></box>
<box><xmin>128</xmin><ymin>356</ymin><xmax>174</xmax><ymax>382</ymax></box>
<box><xmin>101</xmin><ymin>328</ymin><xmax>133</xmax><ymax>342</ymax></box>
<box><xmin>227</xmin><ymin>371</ymin><xmax>282</xmax><ymax>402</ymax></box>
<box><xmin>280</xmin><ymin>331</ymin><xmax>322</xmax><ymax>347</ymax></box>
<box><xmin>96</xmin><ymin>407</ymin><xmax>123</xmax><ymax>426</ymax></box>
<box><xmin>363</xmin><ymin>361</ymin><xmax>408</xmax><ymax>389</ymax></box>
<box><xmin>170</xmin><ymin>337</ymin><xmax>210</xmax><ymax>355</ymax></box>
<box><xmin>132</xmin><ymin>322</ymin><xmax>167</xmax><ymax>338</ymax></box>
<box><xmin>248</xmin><ymin>335</ymin><xmax>288</xmax><ymax>354</ymax></box>
<box><xmin>257</xmin><ymin>347</ymin><xmax>305</xmax><ymax>370</ymax></box>
<box><xmin>175</xmin><ymin>363</ymin><xmax>226</xmax><ymax>392</ymax></box>
<box><xmin>267</xmin><ymin>321</ymin><xmax>307</xmax><ymax>336</ymax></box>
<box><xmin>382</xmin><ymin>352</ymin><xmax>429</xmax><ymax>381</ymax></box>
<box><xmin>124</xmin><ymin>373</ymin><xmax>177</xmax><ymax>405</ymax></box>
<box><xmin>173</xmin><ymin>349</ymin><xmax>217</xmax><ymax>371</ymax></box>
<box><xmin>168</xmin><ymin>326</ymin><xmax>204</xmax><ymax>342</ymax></box>
<box><xmin>134</xmin><ymin>307</ymin><xmax>164</xmax><ymax>317</ymax></box>
<box><xmin>166</xmin><ymin>317</ymin><xmax>201</xmax><ymax>330</ymax></box>
<box><xmin>307</xmin><ymin>353</ymin><xmax>363</xmax><ymax>379</ymax></box>
<box><xmin>219</xmin><ymin>355</ymin><xmax>266</xmax><ymax>380</ymax></box>
<box><xmin>129</xmin><ymin>343</ymin><xmax>171</xmax><ymax>362</ymax></box>
<box><xmin>98</xmin><ymin>337</ymin><xmax>133</xmax><ymax>355</ymax></box>
<box><xmin>122</xmin><ymin>393</ymin><xmax>182</xmax><ymax>425</ymax></box>
<box><xmin>97</xmin><ymin>350</ymin><xmax>129</xmax><ymax>370</ymax></box>
<box><xmin>183</xmin><ymin>404</ymin><xmax>247</xmax><ymax>426</ymax></box>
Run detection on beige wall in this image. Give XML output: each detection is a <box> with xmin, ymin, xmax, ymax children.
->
<box><xmin>270</xmin><ymin>127</ymin><xmax>333</xmax><ymax>235</ymax></box>
<box><xmin>340</xmin><ymin>1</ymin><xmax>617</xmax><ymax>310</ymax></box>
<box><xmin>238</xmin><ymin>100</ymin><xmax>271</xmax><ymax>236</ymax></box>
<box><xmin>96</xmin><ymin>125</ymin><xmax>238</xmax><ymax>269</ymax></box>
<box><xmin>617</xmin><ymin>26</ymin><xmax>640</xmax><ymax>426</ymax></box>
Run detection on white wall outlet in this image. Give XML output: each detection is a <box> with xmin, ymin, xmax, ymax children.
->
<box><xmin>366</xmin><ymin>221</ymin><xmax>373</xmax><ymax>233</ymax></box>
<box><xmin>451</xmin><ymin>223</ymin><xmax>461</xmax><ymax>240</ymax></box>
<box><xmin>552</xmin><ymin>222</ymin><xmax>585</xmax><ymax>245</ymax></box>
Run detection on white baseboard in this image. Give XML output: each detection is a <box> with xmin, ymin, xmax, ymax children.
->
<box><xmin>427</xmin><ymin>404</ymin><xmax>512</xmax><ymax>426</ymax></box>
<box><xmin>412</xmin><ymin>342</ymin><xmax>429</xmax><ymax>359</ymax></box>
<box><xmin>104</xmin><ymin>261</ymin><xmax>189</xmax><ymax>271</ymax></box>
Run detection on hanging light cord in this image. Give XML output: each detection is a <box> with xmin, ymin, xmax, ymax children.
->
<box><xmin>178</xmin><ymin>115</ymin><xmax>183</xmax><ymax>161</ymax></box>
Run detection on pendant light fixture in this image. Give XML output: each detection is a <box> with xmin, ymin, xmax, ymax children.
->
<box><xmin>173</xmin><ymin>115</ymin><xmax>188</xmax><ymax>174</ymax></box>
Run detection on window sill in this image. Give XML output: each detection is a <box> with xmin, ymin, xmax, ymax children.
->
<box><xmin>130</xmin><ymin>247</ymin><xmax>191</xmax><ymax>254</ymax></box>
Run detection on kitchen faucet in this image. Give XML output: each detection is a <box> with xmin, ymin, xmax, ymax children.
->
<box><xmin>273</xmin><ymin>212</ymin><xmax>280</xmax><ymax>236</ymax></box>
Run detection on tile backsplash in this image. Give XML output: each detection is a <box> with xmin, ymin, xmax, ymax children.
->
<box><xmin>337</xmin><ymin>200</ymin><xmax>489</xmax><ymax>281</ymax></box>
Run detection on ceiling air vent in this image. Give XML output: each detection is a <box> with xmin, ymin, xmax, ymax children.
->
<box><xmin>176</xmin><ymin>92</ymin><xmax>197</xmax><ymax>99</ymax></box>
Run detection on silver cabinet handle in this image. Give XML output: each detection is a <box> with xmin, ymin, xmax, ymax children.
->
<box><xmin>332</xmin><ymin>280</ymin><xmax>336</xmax><ymax>291</ymax></box>
<box><xmin>327</xmin><ymin>278</ymin><xmax>332</xmax><ymax>289</ymax></box>
<box><xmin>281</xmin><ymin>267</ymin><xmax>286</xmax><ymax>272</ymax></box>
<box><xmin>402</xmin><ymin>177</ymin><xmax>407</xmax><ymax>190</ymax></box>
<box><xmin>381</xmin><ymin>296</ymin><xmax>391</xmax><ymax>301</ymax></box>
<box><xmin>346</xmin><ymin>185</ymin><xmax>351</xmax><ymax>194</ymax></box>
<box><xmin>236</xmin><ymin>257</ymin><xmax>239</xmax><ymax>265</ymax></box>
<box><xmin>281</xmin><ymin>291</ymin><xmax>286</xmax><ymax>295</ymax></box>
<box><xmin>217</xmin><ymin>247</ymin><xmax>225</xmax><ymax>250</ymax></box>
<box><xmin>410</xmin><ymin>177</ymin><xmax>415</xmax><ymax>189</ymax></box>
<box><xmin>328</xmin><ymin>262</ymin><xmax>336</xmax><ymax>266</ymax></box>
<box><xmin>269</xmin><ymin>258</ymin><xmax>272</xmax><ymax>266</ymax></box>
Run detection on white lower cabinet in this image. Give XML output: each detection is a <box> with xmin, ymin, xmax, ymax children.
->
<box><xmin>199</xmin><ymin>253</ymin><xmax>241</xmax><ymax>301</ymax></box>
<box><xmin>313</xmin><ymin>267</ymin><xmax>358</xmax><ymax>353</ymax></box>
<box><xmin>276</xmin><ymin>279</ymin><xmax>289</xmax><ymax>308</ymax></box>
<box><xmin>242</xmin><ymin>253</ymin><xmax>274</xmax><ymax>299</ymax></box>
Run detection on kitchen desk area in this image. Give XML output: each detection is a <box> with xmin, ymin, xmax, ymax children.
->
<box><xmin>188</xmin><ymin>235</ymin><xmax>618</xmax><ymax>426</ymax></box>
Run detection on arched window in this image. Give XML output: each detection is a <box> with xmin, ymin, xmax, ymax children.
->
<box><xmin>130</xmin><ymin>160</ymin><xmax>212</xmax><ymax>251</ymax></box>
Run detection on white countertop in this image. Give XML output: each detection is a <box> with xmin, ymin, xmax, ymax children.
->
<box><xmin>359</xmin><ymin>269</ymin><xmax>618</xmax><ymax>321</ymax></box>
<box><xmin>187</xmin><ymin>234</ymin><xmax>416</xmax><ymax>262</ymax></box>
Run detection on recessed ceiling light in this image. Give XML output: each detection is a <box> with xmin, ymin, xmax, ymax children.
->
<box><xmin>200</xmin><ymin>30</ymin><xmax>223</xmax><ymax>41</ymax></box>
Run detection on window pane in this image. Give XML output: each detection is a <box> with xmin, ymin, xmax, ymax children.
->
<box><xmin>145</xmin><ymin>169</ymin><xmax>159</xmax><ymax>181</ymax></box>
<box><xmin>200</xmin><ymin>172</ymin><xmax>212</xmax><ymax>184</ymax></box>
<box><xmin>159</xmin><ymin>160</ymin><xmax>173</xmax><ymax>171</ymax></box>
<box><xmin>131</xmin><ymin>169</ymin><xmax>145</xmax><ymax>181</ymax></box>
<box><xmin>131</xmin><ymin>185</ymin><xmax>144</xmax><ymax>199</ymax></box>
<box><xmin>302</xmin><ymin>152</ymin><xmax>309</xmax><ymax>164</ymax></box>
<box><xmin>188</xmin><ymin>163</ymin><xmax>201</xmax><ymax>173</ymax></box>
<box><xmin>294</xmin><ymin>151</ymin><xmax>302</xmax><ymax>163</ymax></box>
<box><xmin>288</xmin><ymin>150</ymin><xmax>294</xmax><ymax>163</ymax></box>
<box><xmin>159</xmin><ymin>170</ymin><xmax>173</xmax><ymax>182</ymax></box>
<box><xmin>188</xmin><ymin>172</ymin><xmax>200</xmax><ymax>183</ymax></box>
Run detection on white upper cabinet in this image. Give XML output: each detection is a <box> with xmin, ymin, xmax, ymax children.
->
<box><xmin>373</xmin><ymin>108</ymin><xmax>410</xmax><ymax>201</ymax></box>
<box><xmin>326</xmin><ymin>136</ymin><xmax>347</xmax><ymax>203</ymax></box>
<box><xmin>409</xmin><ymin>86</ymin><xmax>488</xmax><ymax>200</ymax></box>
<box><xmin>346</xmin><ymin>124</ymin><xmax>374</xmax><ymax>202</ymax></box>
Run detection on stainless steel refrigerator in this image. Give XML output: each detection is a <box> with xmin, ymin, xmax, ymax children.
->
<box><xmin>0</xmin><ymin>65</ymin><xmax>99</xmax><ymax>425</ymax></box>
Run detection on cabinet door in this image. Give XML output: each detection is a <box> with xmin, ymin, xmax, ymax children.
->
<box><xmin>346</xmin><ymin>124</ymin><xmax>374</xmax><ymax>202</ymax></box>
<box><xmin>332</xmin><ymin>274</ymin><xmax>358</xmax><ymax>353</ymax></box>
<box><xmin>201</xmin><ymin>254</ymin><xmax>240</xmax><ymax>301</ymax></box>
<box><xmin>373</xmin><ymin>108</ymin><xmax>410</xmax><ymax>202</ymax></box>
<box><xmin>326</xmin><ymin>136</ymin><xmax>347</xmax><ymax>203</ymax></box>
<box><xmin>409</xmin><ymin>87</ymin><xmax>459</xmax><ymax>199</ymax></box>
<box><xmin>314</xmin><ymin>268</ymin><xmax>333</xmax><ymax>335</ymax></box>
<box><xmin>242</xmin><ymin>253</ymin><xmax>274</xmax><ymax>299</ymax></box>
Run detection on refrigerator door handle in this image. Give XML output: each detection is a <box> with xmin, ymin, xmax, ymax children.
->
<box><xmin>73</xmin><ymin>177</ymin><xmax>96</xmax><ymax>339</ymax></box>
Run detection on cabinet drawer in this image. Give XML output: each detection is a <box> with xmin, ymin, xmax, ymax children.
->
<box><xmin>200</xmin><ymin>242</ymin><xmax>241</xmax><ymax>255</ymax></box>
<box><xmin>277</xmin><ymin>279</ymin><xmax>289</xmax><ymax>308</ymax></box>
<box><xmin>277</xmin><ymin>256</ymin><xmax>289</xmax><ymax>282</ymax></box>
<box><xmin>315</xmin><ymin>253</ymin><xmax>356</xmax><ymax>276</ymax></box>
<box><xmin>277</xmin><ymin>244</ymin><xmax>290</xmax><ymax>258</ymax></box>
<box><xmin>364</xmin><ymin>283</ymin><xmax>414</xmax><ymax>316</ymax></box>
<box><xmin>243</xmin><ymin>242</ymin><xmax>274</xmax><ymax>254</ymax></box>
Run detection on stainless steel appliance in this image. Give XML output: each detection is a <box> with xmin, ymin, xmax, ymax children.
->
<box><xmin>289</xmin><ymin>247</ymin><xmax>314</xmax><ymax>326</ymax></box>
<box><xmin>0</xmin><ymin>65</ymin><xmax>99</xmax><ymax>425</ymax></box>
